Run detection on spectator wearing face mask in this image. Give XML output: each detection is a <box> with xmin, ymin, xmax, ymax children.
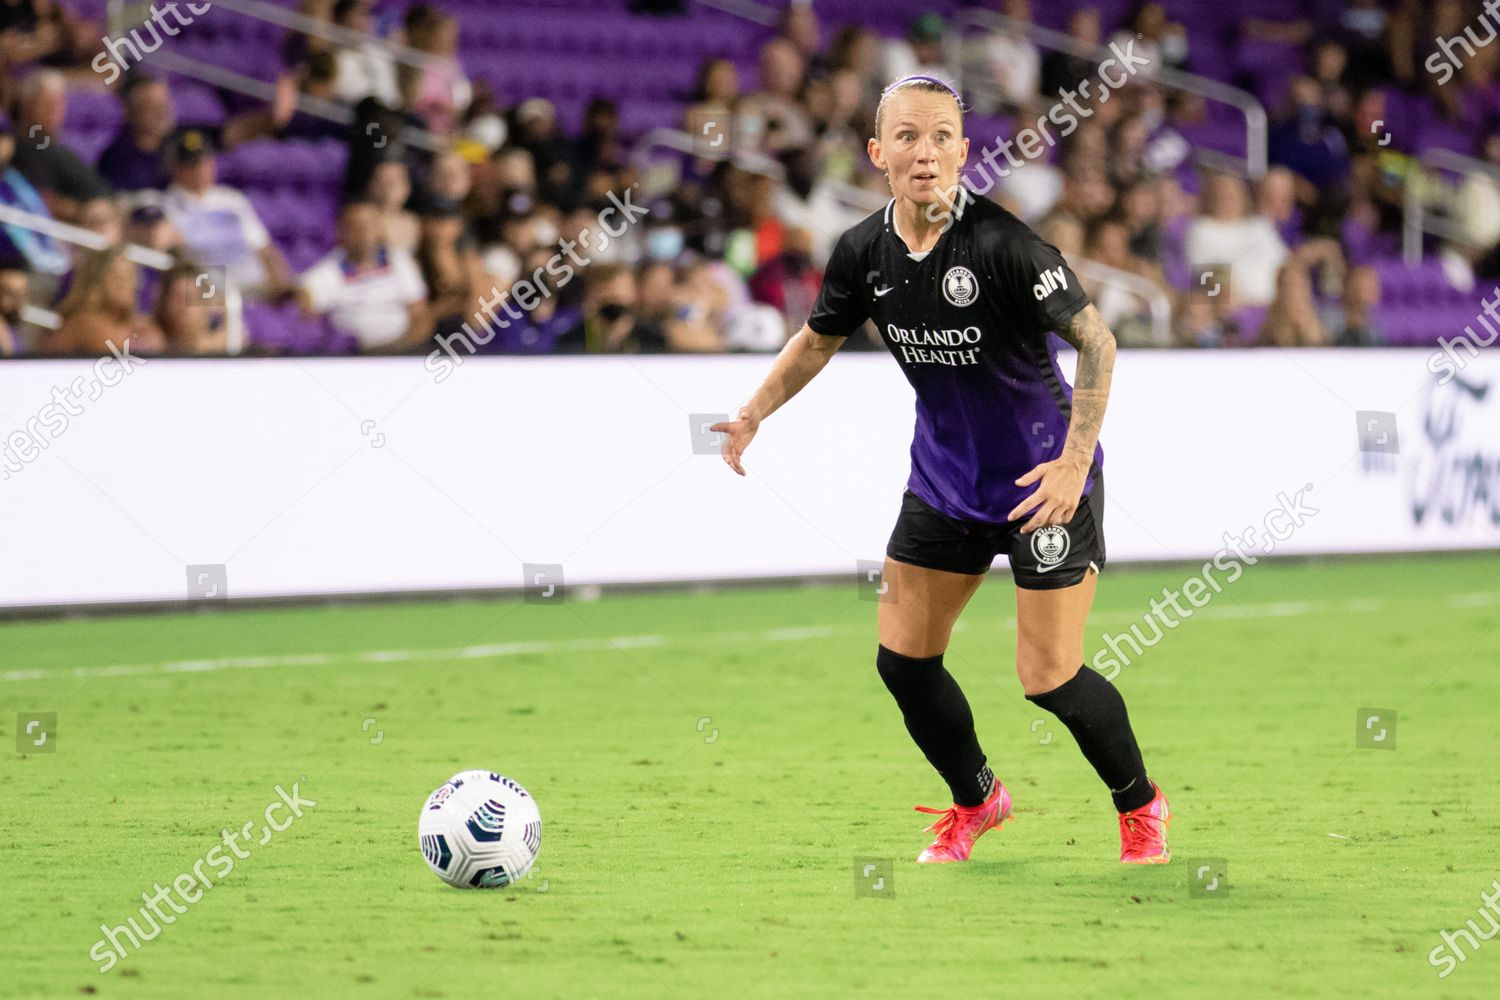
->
<box><xmin>555</xmin><ymin>263</ymin><xmax>665</xmax><ymax>354</ymax></box>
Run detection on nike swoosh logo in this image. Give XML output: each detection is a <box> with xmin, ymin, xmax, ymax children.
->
<box><xmin>1036</xmin><ymin>560</ymin><xmax>1065</xmax><ymax>573</ymax></box>
<box><xmin>874</xmin><ymin>286</ymin><xmax>893</xmax><ymax>297</ymax></box>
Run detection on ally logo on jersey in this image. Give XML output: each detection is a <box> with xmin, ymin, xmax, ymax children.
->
<box><xmin>1033</xmin><ymin>266</ymin><xmax>1069</xmax><ymax>301</ymax></box>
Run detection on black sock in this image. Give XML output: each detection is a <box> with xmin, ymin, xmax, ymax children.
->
<box><xmin>876</xmin><ymin>645</ymin><xmax>994</xmax><ymax>807</ymax></box>
<box><xmin>1026</xmin><ymin>665</ymin><xmax>1154</xmax><ymax>813</ymax></box>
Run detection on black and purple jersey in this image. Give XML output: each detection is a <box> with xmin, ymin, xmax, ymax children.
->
<box><xmin>807</xmin><ymin>187</ymin><xmax>1101</xmax><ymax>524</ymax></box>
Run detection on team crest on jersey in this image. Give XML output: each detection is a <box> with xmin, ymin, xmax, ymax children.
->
<box><xmin>942</xmin><ymin>266</ymin><xmax>977</xmax><ymax>307</ymax></box>
<box><xmin>1031</xmin><ymin>525</ymin><xmax>1070</xmax><ymax>569</ymax></box>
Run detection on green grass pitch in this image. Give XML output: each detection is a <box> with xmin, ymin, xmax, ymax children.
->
<box><xmin>3</xmin><ymin>553</ymin><xmax>1499</xmax><ymax>999</ymax></box>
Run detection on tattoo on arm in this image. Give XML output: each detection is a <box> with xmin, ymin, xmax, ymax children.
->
<box><xmin>1057</xmin><ymin>304</ymin><xmax>1116</xmax><ymax>467</ymax></box>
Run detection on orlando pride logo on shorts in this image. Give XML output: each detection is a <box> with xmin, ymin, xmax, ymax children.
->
<box><xmin>1031</xmin><ymin>525</ymin><xmax>1071</xmax><ymax>571</ymax></box>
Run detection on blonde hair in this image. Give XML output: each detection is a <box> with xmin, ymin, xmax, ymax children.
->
<box><xmin>59</xmin><ymin>247</ymin><xmax>132</xmax><ymax>320</ymax></box>
<box><xmin>874</xmin><ymin>75</ymin><xmax>964</xmax><ymax>138</ymax></box>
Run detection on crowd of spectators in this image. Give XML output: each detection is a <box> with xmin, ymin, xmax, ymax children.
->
<box><xmin>0</xmin><ymin>0</ymin><xmax>1497</xmax><ymax>358</ymax></box>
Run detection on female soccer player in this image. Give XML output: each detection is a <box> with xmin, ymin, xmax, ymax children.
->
<box><xmin>712</xmin><ymin>76</ymin><xmax>1171</xmax><ymax>865</ymax></box>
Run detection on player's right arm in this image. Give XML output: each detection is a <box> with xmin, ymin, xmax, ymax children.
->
<box><xmin>714</xmin><ymin>228</ymin><xmax>870</xmax><ymax>476</ymax></box>
<box><xmin>712</xmin><ymin>324</ymin><xmax>846</xmax><ymax>476</ymax></box>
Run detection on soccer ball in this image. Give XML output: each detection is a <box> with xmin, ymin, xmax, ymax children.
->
<box><xmin>418</xmin><ymin>770</ymin><xmax>542</xmax><ymax>889</ymax></box>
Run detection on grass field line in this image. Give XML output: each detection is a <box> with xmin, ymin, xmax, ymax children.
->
<box><xmin>3</xmin><ymin>590</ymin><xmax>1496</xmax><ymax>685</ymax></box>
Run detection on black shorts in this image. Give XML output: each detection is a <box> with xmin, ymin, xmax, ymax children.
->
<box><xmin>885</xmin><ymin>480</ymin><xmax>1106</xmax><ymax>590</ymax></box>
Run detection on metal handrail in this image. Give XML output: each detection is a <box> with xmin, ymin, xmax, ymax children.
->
<box><xmin>212</xmin><ymin>0</ymin><xmax>444</xmax><ymax>71</ymax></box>
<box><xmin>143</xmin><ymin>48</ymin><xmax>445</xmax><ymax>152</ymax></box>
<box><xmin>629</xmin><ymin>126</ymin><xmax>785</xmax><ymax>179</ymax></box>
<box><xmin>689</xmin><ymin>0</ymin><xmax>778</xmax><ymax>27</ymax></box>
<box><xmin>1074</xmin><ymin>257</ymin><xmax>1173</xmax><ymax>346</ymax></box>
<box><xmin>104</xmin><ymin>0</ymin><xmax>447</xmax><ymax>152</ymax></box>
<box><xmin>630</xmin><ymin>128</ymin><xmax>890</xmax><ymax>219</ymax></box>
<box><xmin>1402</xmin><ymin>148</ymin><xmax>1500</xmax><ymax>266</ymax></box>
<box><xmin>949</xmin><ymin>10</ymin><xmax>1268</xmax><ymax>180</ymax></box>
<box><xmin>826</xmin><ymin>180</ymin><xmax>887</xmax><ymax>214</ymax></box>
<box><xmin>0</xmin><ymin>203</ymin><xmax>245</xmax><ymax>354</ymax></box>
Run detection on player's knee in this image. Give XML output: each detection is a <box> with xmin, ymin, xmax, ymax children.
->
<box><xmin>1015</xmin><ymin>640</ymin><xmax>1079</xmax><ymax>696</ymax></box>
<box><xmin>877</xmin><ymin>644</ymin><xmax>942</xmax><ymax>689</ymax></box>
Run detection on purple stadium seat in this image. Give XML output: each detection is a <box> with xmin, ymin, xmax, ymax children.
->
<box><xmin>63</xmin><ymin>89</ymin><xmax>121</xmax><ymax>140</ymax></box>
<box><xmin>172</xmin><ymin>84</ymin><xmax>225</xmax><ymax>127</ymax></box>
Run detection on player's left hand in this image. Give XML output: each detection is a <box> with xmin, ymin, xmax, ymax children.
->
<box><xmin>1008</xmin><ymin>456</ymin><xmax>1088</xmax><ymax>533</ymax></box>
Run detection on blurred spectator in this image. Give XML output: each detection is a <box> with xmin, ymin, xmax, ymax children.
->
<box><xmin>244</xmin><ymin>50</ymin><xmax>349</xmax><ymax>145</ymax></box>
<box><xmin>0</xmin><ymin>0</ymin><xmax>97</xmax><ymax>70</ymax></box>
<box><xmin>401</xmin><ymin>4</ymin><xmax>471</xmax><ymax>137</ymax></box>
<box><xmin>426</xmin><ymin>149</ymin><xmax>473</xmax><ymax>210</ymax></box>
<box><xmin>1308</xmin><ymin>40</ymin><xmax>1353</xmax><ymax>123</ymax></box>
<box><xmin>154</xmin><ymin>261</ymin><xmax>228</xmax><ymax>355</ymax></box>
<box><xmin>1268</xmin><ymin>76</ymin><xmax>1351</xmax><ymax>191</ymax></box>
<box><xmin>78</xmin><ymin>196</ymin><xmax>122</xmax><ymax>246</ymax></box>
<box><xmin>773</xmin><ymin>146</ymin><xmax>863</xmax><ymax>267</ymax></box>
<box><xmin>883</xmin><ymin>12</ymin><xmax>953</xmax><ymax>85</ymax></box>
<box><xmin>748</xmin><ymin>225</ymin><xmax>820</xmax><ymax>332</ymax></box>
<box><xmin>282</xmin><ymin>0</ymin><xmax>336</xmax><ymax>69</ymax></box>
<box><xmin>1323</xmin><ymin>265</ymin><xmax>1384</xmax><ymax>346</ymax></box>
<box><xmin>741</xmin><ymin>38</ymin><xmax>814</xmax><ymax>153</ymax></box>
<box><xmin>1174</xmin><ymin>289</ymin><xmax>1242</xmax><ymax>348</ymax></box>
<box><xmin>0</xmin><ymin>264</ymin><xmax>24</xmax><ymax>354</ymax></box>
<box><xmin>10</xmin><ymin>69</ymin><xmax>110</xmax><ymax>221</ymax></box>
<box><xmin>1260</xmin><ymin>262</ymin><xmax>1328</xmax><ymax>347</ymax></box>
<box><xmin>485</xmin><ymin>247</ymin><xmax>581</xmax><ymax>353</ymax></box>
<box><xmin>0</xmin><ymin>114</ymin><xmax>70</xmax><ymax>278</ymax></box>
<box><xmin>162</xmin><ymin>129</ymin><xmax>292</xmax><ymax>302</ymax></box>
<box><xmin>1113</xmin><ymin>3</ymin><xmax>1187</xmax><ymax>76</ymax></box>
<box><xmin>965</xmin><ymin>0</ymin><xmax>1041</xmax><ymax>115</ymax></box>
<box><xmin>666</xmin><ymin>261</ymin><xmax>740</xmax><ymax>351</ymax></box>
<box><xmin>1041</xmin><ymin>9</ymin><xmax>1101</xmax><ymax>98</ymax></box>
<box><xmin>571</xmin><ymin>99</ymin><xmax>622</xmax><ymax>189</ymax></box>
<box><xmin>365</xmin><ymin>158</ymin><xmax>419</xmax><ymax>253</ymax></box>
<box><xmin>684</xmin><ymin>56</ymin><xmax>740</xmax><ymax>153</ymax></box>
<box><xmin>1118</xmin><ymin>179</ymin><xmax>1164</xmax><ymax>261</ymax></box>
<box><xmin>512</xmin><ymin>99</ymin><xmax>573</xmax><ymax>205</ymax></box>
<box><xmin>1038</xmin><ymin>209</ymin><xmax>1085</xmax><ymax>259</ymax></box>
<box><xmin>1185</xmin><ymin>172</ymin><xmax>1289</xmax><ymax>306</ymax></box>
<box><xmin>779</xmin><ymin>1</ymin><xmax>823</xmax><ymax>68</ymax></box>
<box><xmin>415</xmin><ymin>197</ymin><xmax>485</xmax><ymax>341</ymax></box>
<box><xmin>297</xmin><ymin>200</ymin><xmax>428</xmax><ymax>352</ymax></box>
<box><xmin>827</xmin><ymin>25</ymin><xmax>885</xmax><ymax>110</ymax></box>
<box><xmin>43</xmin><ymin>246</ymin><xmax>164</xmax><ymax>355</ymax></box>
<box><xmin>97</xmin><ymin>75</ymin><xmax>174</xmax><ymax>192</ymax></box>
<box><xmin>1256</xmin><ymin>167</ymin><xmax>1302</xmax><ymax>247</ymax></box>
<box><xmin>125</xmin><ymin>203</ymin><xmax>179</xmax><ymax>256</ymax></box>
<box><xmin>1083</xmin><ymin>214</ymin><xmax>1165</xmax><ymax>345</ymax></box>
<box><xmin>807</xmin><ymin>69</ymin><xmax>865</xmax><ymax>183</ymax></box>
<box><xmin>556</xmin><ymin>263</ymin><xmax>665</xmax><ymax>353</ymax></box>
<box><xmin>332</xmin><ymin>0</ymin><xmax>400</xmax><ymax>108</ymax></box>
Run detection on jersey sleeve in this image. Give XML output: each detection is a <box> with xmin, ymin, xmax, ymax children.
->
<box><xmin>991</xmin><ymin>224</ymin><xmax>1091</xmax><ymax>334</ymax></box>
<box><xmin>806</xmin><ymin>229</ymin><xmax>868</xmax><ymax>337</ymax></box>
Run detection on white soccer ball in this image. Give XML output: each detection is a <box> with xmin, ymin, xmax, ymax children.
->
<box><xmin>418</xmin><ymin>770</ymin><xmax>542</xmax><ymax>889</ymax></box>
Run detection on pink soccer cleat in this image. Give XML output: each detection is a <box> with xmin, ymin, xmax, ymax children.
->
<box><xmin>913</xmin><ymin>780</ymin><xmax>1012</xmax><ymax>863</ymax></box>
<box><xmin>1118</xmin><ymin>783</ymin><xmax>1172</xmax><ymax>864</ymax></box>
